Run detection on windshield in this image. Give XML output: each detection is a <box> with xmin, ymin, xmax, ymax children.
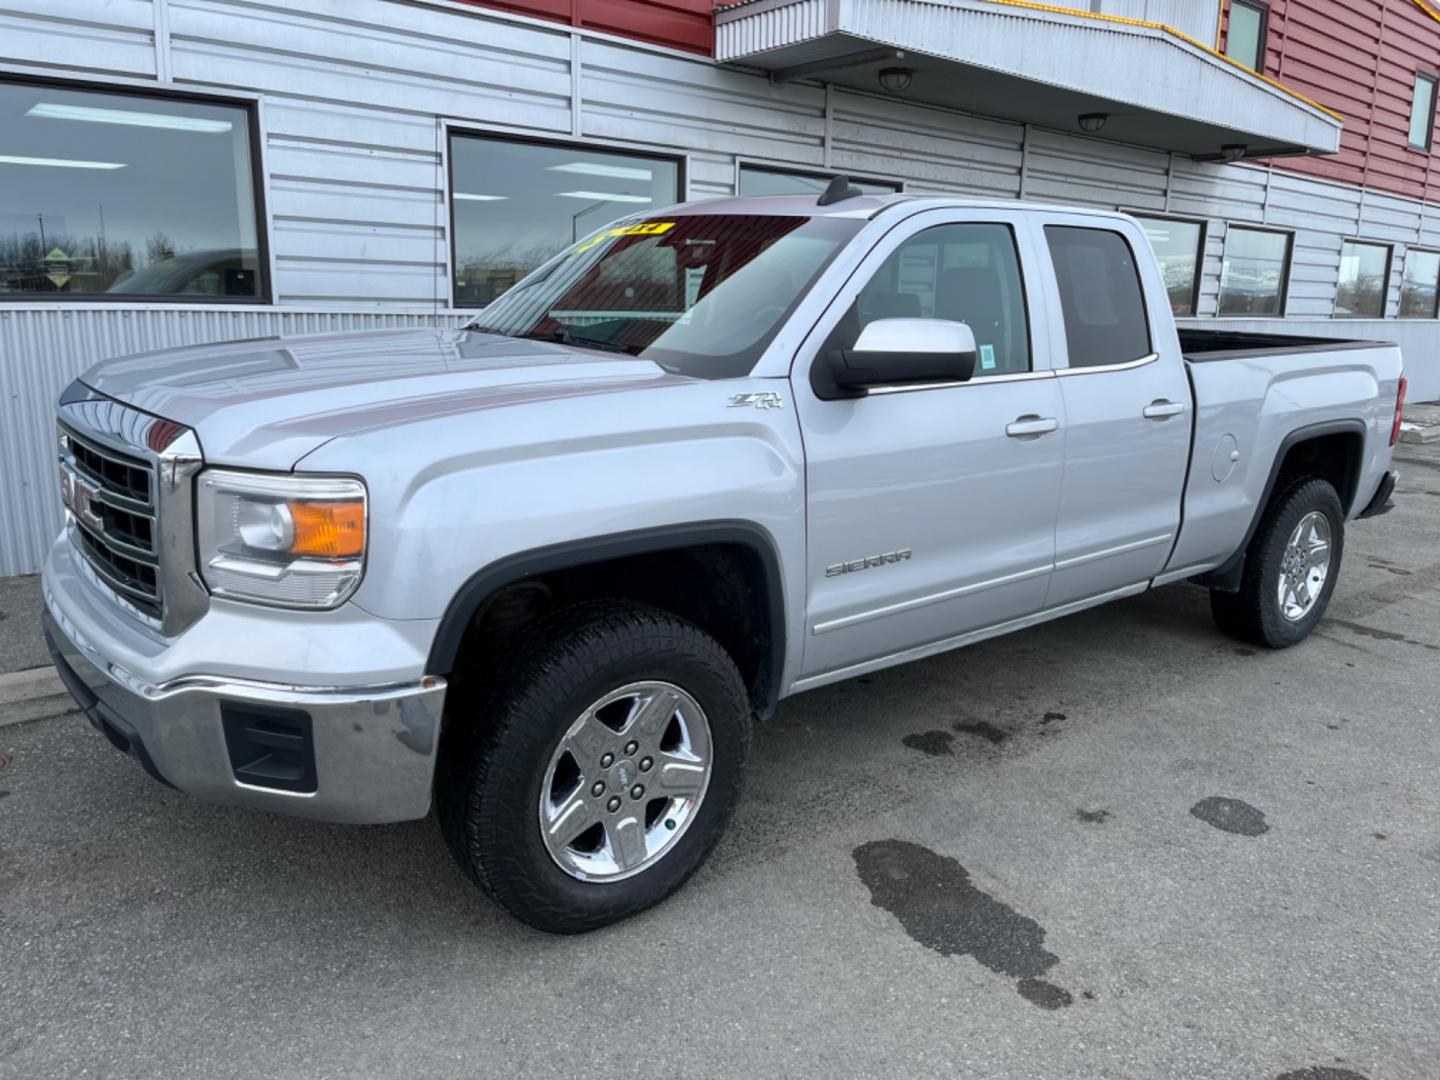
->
<box><xmin>468</xmin><ymin>214</ymin><xmax>863</xmax><ymax>379</ymax></box>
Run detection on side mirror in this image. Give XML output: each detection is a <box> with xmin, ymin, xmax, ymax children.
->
<box><xmin>814</xmin><ymin>318</ymin><xmax>978</xmax><ymax>399</ymax></box>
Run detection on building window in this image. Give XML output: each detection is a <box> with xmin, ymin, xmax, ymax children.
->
<box><xmin>738</xmin><ymin>165</ymin><xmax>900</xmax><ymax>197</ymax></box>
<box><xmin>1409</xmin><ymin>73</ymin><xmax>1437</xmax><ymax>151</ymax></box>
<box><xmin>1335</xmin><ymin>240</ymin><xmax>1391</xmax><ymax>318</ymax></box>
<box><xmin>1133</xmin><ymin>215</ymin><xmax>1205</xmax><ymax>316</ymax></box>
<box><xmin>449</xmin><ymin>134</ymin><xmax>682</xmax><ymax>307</ymax></box>
<box><xmin>1044</xmin><ymin>226</ymin><xmax>1152</xmax><ymax>368</ymax></box>
<box><xmin>1398</xmin><ymin>248</ymin><xmax>1440</xmax><ymax>318</ymax></box>
<box><xmin>0</xmin><ymin>78</ymin><xmax>264</xmax><ymax>300</ymax></box>
<box><xmin>1218</xmin><ymin>225</ymin><xmax>1291</xmax><ymax>316</ymax></box>
<box><xmin>1226</xmin><ymin>1</ymin><xmax>1268</xmax><ymax>73</ymax></box>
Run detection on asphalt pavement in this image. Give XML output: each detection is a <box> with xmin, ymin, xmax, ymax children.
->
<box><xmin>3</xmin><ymin>440</ymin><xmax>1439</xmax><ymax>1080</ymax></box>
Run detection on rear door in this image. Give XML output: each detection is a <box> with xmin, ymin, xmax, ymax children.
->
<box><xmin>791</xmin><ymin>208</ymin><xmax>1066</xmax><ymax>681</ymax></box>
<box><xmin>1039</xmin><ymin>218</ymin><xmax>1191</xmax><ymax>607</ymax></box>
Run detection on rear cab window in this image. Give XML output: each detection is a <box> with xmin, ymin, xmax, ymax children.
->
<box><xmin>1044</xmin><ymin>225</ymin><xmax>1153</xmax><ymax>369</ymax></box>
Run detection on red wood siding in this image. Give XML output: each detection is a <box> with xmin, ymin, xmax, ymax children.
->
<box><xmin>1222</xmin><ymin>0</ymin><xmax>1440</xmax><ymax>201</ymax></box>
<box><xmin>454</xmin><ymin>0</ymin><xmax>713</xmax><ymax>54</ymax></box>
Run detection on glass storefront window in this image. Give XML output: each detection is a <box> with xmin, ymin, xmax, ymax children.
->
<box><xmin>1334</xmin><ymin>240</ymin><xmax>1391</xmax><ymax>318</ymax></box>
<box><xmin>1399</xmin><ymin>248</ymin><xmax>1440</xmax><ymax>318</ymax></box>
<box><xmin>1218</xmin><ymin>226</ymin><xmax>1291</xmax><ymax>316</ymax></box>
<box><xmin>1134</xmin><ymin>215</ymin><xmax>1204</xmax><ymax>316</ymax></box>
<box><xmin>0</xmin><ymin>79</ymin><xmax>262</xmax><ymax>300</ymax></box>
<box><xmin>450</xmin><ymin>135</ymin><xmax>681</xmax><ymax>307</ymax></box>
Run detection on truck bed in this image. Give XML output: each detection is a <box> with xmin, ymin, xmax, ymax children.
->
<box><xmin>1178</xmin><ymin>328</ymin><xmax>1393</xmax><ymax>363</ymax></box>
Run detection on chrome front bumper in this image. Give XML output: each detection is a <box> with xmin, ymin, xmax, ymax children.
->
<box><xmin>43</xmin><ymin>550</ymin><xmax>448</xmax><ymax>825</ymax></box>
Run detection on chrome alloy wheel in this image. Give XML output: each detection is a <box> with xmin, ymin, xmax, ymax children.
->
<box><xmin>538</xmin><ymin>681</ymin><xmax>712</xmax><ymax>882</ymax></box>
<box><xmin>1277</xmin><ymin>510</ymin><xmax>1332</xmax><ymax>622</ymax></box>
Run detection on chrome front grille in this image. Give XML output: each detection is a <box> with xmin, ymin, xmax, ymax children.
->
<box><xmin>56</xmin><ymin>384</ymin><xmax>209</xmax><ymax>636</ymax></box>
<box><xmin>60</xmin><ymin>426</ymin><xmax>163</xmax><ymax>619</ymax></box>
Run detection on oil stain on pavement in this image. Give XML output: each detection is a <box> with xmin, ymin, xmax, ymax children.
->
<box><xmin>902</xmin><ymin>730</ymin><xmax>955</xmax><ymax>757</ymax></box>
<box><xmin>1275</xmin><ymin>1067</ymin><xmax>1369</xmax><ymax>1080</ymax></box>
<box><xmin>853</xmin><ymin>839</ymin><xmax>1073</xmax><ymax>1009</ymax></box>
<box><xmin>1190</xmin><ymin>796</ymin><xmax>1269</xmax><ymax>836</ymax></box>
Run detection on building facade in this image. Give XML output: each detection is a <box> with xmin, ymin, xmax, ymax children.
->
<box><xmin>0</xmin><ymin>0</ymin><xmax>1435</xmax><ymax>576</ymax></box>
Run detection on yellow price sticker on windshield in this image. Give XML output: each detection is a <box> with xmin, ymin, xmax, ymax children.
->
<box><xmin>574</xmin><ymin>221</ymin><xmax>675</xmax><ymax>254</ymax></box>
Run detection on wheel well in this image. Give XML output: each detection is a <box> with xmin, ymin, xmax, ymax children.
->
<box><xmin>1271</xmin><ymin>430</ymin><xmax>1363</xmax><ymax>513</ymax></box>
<box><xmin>431</xmin><ymin>534</ymin><xmax>783</xmax><ymax>719</ymax></box>
<box><xmin>1195</xmin><ymin>423</ymin><xmax>1363</xmax><ymax>592</ymax></box>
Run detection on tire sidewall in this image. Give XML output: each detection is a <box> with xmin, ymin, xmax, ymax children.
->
<box><xmin>476</xmin><ymin>614</ymin><xmax>749</xmax><ymax>929</ymax></box>
<box><xmin>1251</xmin><ymin>479</ymin><xmax>1345</xmax><ymax>647</ymax></box>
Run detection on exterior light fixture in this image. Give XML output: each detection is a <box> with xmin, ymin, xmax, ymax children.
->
<box><xmin>1221</xmin><ymin>143</ymin><xmax>1248</xmax><ymax>162</ymax></box>
<box><xmin>878</xmin><ymin>67</ymin><xmax>913</xmax><ymax>92</ymax></box>
<box><xmin>1078</xmin><ymin>112</ymin><xmax>1108</xmax><ymax>133</ymax></box>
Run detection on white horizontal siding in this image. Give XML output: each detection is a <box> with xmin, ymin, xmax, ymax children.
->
<box><xmin>0</xmin><ymin>0</ymin><xmax>157</xmax><ymax>77</ymax></box>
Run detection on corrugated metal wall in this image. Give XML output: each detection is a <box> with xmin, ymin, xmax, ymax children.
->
<box><xmin>0</xmin><ymin>308</ymin><xmax>470</xmax><ymax>577</ymax></box>
<box><xmin>0</xmin><ymin>0</ymin><xmax>1436</xmax><ymax>575</ymax></box>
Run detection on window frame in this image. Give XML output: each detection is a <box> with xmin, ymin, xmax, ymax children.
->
<box><xmin>1397</xmin><ymin>245</ymin><xmax>1440</xmax><ymax>319</ymax></box>
<box><xmin>0</xmin><ymin>71</ymin><xmax>272</xmax><ymax>306</ymax></box>
<box><xmin>735</xmin><ymin>160</ymin><xmax>902</xmax><ymax>197</ymax></box>
<box><xmin>1333</xmin><ymin>237</ymin><xmax>1393</xmax><ymax>320</ymax></box>
<box><xmin>803</xmin><ymin>212</ymin><xmax>1038</xmax><ymax>393</ymax></box>
<box><xmin>1043</xmin><ymin>224</ymin><xmax>1155</xmax><ymax>372</ymax></box>
<box><xmin>1127</xmin><ymin>211</ymin><xmax>1208</xmax><ymax>318</ymax></box>
<box><xmin>443</xmin><ymin>122</ymin><xmax>688</xmax><ymax>310</ymax></box>
<box><xmin>1226</xmin><ymin>0</ymin><xmax>1269</xmax><ymax>73</ymax></box>
<box><xmin>1217</xmin><ymin>223</ymin><xmax>1293</xmax><ymax>318</ymax></box>
<box><xmin>1409</xmin><ymin>71</ymin><xmax>1438</xmax><ymax>152</ymax></box>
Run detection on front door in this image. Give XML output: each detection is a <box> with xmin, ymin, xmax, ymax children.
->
<box><xmin>1039</xmin><ymin>220</ymin><xmax>1192</xmax><ymax>608</ymax></box>
<box><xmin>792</xmin><ymin>211</ymin><xmax>1066</xmax><ymax>680</ymax></box>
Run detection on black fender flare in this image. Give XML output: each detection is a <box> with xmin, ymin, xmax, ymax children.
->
<box><xmin>1196</xmin><ymin>418</ymin><xmax>1365</xmax><ymax>592</ymax></box>
<box><xmin>424</xmin><ymin>520</ymin><xmax>788</xmax><ymax>718</ymax></box>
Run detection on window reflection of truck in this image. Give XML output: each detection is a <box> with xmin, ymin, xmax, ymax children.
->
<box><xmin>107</xmin><ymin>249</ymin><xmax>257</xmax><ymax>297</ymax></box>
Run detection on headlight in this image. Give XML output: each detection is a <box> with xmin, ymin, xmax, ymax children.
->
<box><xmin>196</xmin><ymin>469</ymin><xmax>367</xmax><ymax>609</ymax></box>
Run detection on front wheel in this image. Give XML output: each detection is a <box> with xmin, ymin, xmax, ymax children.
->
<box><xmin>437</xmin><ymin>601</ymin><xmax>751</xmax><ymax>933</ymax></box>
<box><xmin>1210</xmin><ymin>477</ymin><xmax>1344</xmax><ymax>649</ymax></box>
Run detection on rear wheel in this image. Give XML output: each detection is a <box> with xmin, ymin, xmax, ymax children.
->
<box><xmin>437</xmin><ymin>601</ymin><xmax>751</xmax><ymax>933</ymax></box>
<box><xmin>1209</xmin><ymin>478</ymin><xmax>1344</xmax><ymax>649</ymax></box>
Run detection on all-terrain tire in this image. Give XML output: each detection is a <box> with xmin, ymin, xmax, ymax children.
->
<box><xmin>1209</xmin><ymin>478</ymin><xmax>1345</xmax><ymax>649</ymax></box>
<box><xmin>436</xmin><ymin>601</ymin><xmax>751</xmax><ymax>933</ymax></box>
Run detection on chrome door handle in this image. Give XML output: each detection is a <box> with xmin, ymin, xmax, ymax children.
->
<box><xmin>1143</xmin><ymin>400</ymin><xmax>1186</xmax><ymax>420</ymax></box>
<box><xmin>1006</xmin><ymin>415</ymin><xmax>1060</xmax><ymax>437</ymax></box>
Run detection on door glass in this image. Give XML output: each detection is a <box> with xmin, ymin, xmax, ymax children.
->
<box><xmin>829</xmin><ymin>222</ymin><xmax>1031</xmax><ymax>376</ymax></box>
<box><xmin>1044</xmin><ymin>226</ymin><xmax>1152</xmax><ymax>368</ymax></box>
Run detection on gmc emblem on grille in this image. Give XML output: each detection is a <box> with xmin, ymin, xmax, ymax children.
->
<box><xmin>60</xmin><ymin>466</ymin><xmax>105</xmax><ymax>535</ymax></box>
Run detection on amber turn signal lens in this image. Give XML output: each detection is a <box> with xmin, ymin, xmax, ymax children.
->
<box><xmin>287</xmin><ymin>501</ymin><xmax>365</xmax><ymax>558</ymax></box>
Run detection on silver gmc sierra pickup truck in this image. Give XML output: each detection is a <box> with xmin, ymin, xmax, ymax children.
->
<box><xmin>42</xmin><ymin>182</ymin><xmax>1406</xmax><ymax>932</ymax></box>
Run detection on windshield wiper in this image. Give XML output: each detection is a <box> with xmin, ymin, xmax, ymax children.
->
<box><xmin>525</xmin><ymin>328</ymin><xmax>637</xmax><ymax>355</ymax></box>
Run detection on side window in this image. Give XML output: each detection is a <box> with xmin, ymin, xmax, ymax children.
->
<box><xmin>831</xmin><ymin>222</ymin><xmax>1031</xmax><ymax>376</ymax></box>
<box><xmin>1044</xmin><ymin>226</ymin><xmax>1152</xmax><ymax>369</ymax></box>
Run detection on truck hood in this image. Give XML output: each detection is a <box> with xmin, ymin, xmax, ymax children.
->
<box><xmin>80</xmin><ymin>327</ymin><xmax>688</xmax><ymax>470</ymax></box>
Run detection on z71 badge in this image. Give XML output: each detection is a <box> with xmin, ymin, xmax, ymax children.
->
<box><xmin>825</xmin><ymin>549</ymin><xmax>912</xmax><ymax>577</ymax></box>
<box><xmin>727</xmin><ymin>391</ymin><xmax>785</xmax><ymax>410</ymax></box>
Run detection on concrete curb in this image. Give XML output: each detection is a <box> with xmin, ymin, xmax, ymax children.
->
<box><xmin>0</xmin><ymin>666</ymin><xmax>77</xmax><ymax>728</ymax></box>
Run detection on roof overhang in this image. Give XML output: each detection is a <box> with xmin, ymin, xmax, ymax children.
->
<box><xmin>714</xmin><ymin>0</ymin><xmax>1343</xmax><ymax>159</ymax></box>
